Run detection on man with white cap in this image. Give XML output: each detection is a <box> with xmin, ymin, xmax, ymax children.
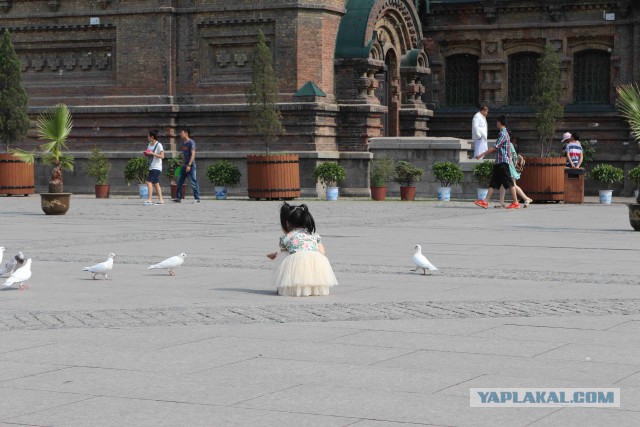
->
<box><xmin>562</xmin><ymin>132</ymin><xmax>583</xmax><ymax>168</ymax></box>
<box><xmin>472</xmin><ymin>105</ymin><xmax>489</xmax><ymax>158</ymax></box>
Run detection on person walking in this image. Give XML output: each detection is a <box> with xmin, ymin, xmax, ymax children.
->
<box><xmin>144</xmin><ymin>129</ymin><xmax>164</xmax><ymax>206</ymax></box>
<box><xmin>474</xmin><ymin>115</ymin><xmax>520</xmax><ymax>210</ymax></box>
<box><xmin>173</xmin><ymin>128</ymin><xmax>201</xmax><ymax>203</ymax></box>
<box><xmin>472</xmin><ymin>105</ymin><xmax>489</xmax><ymax>158</ymax></box>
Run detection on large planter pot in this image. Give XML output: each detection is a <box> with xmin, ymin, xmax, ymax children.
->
<box><xmin>400</xmin><ymin>186</ymin><xmax>416</xmax><ymax>201</ymax></box>
<box><xmin>437</xmin><ymin>186</ymin><xmax>451</xmax><ymax>201</ymax></box>
<box><xmin>138</xmin><ymin>184</ymin><xmax>148</xmax><ymax>199</ymax></box>
<box><xmin>170</xmin><ymin>183</ymin><xmax>186</xmax><ymax>199</ymax></box>
<box><xmin>214</xmin><ymin>186</ymin><xmax>228</xmax><ymax>200</ymax></box>
<box><xmin>370</xmin><ymin>186</ymin><xmax>387</xmax><ymax>201</ymax></box>
<box><xmin>326</xmin><ymin>186</ymin><xmax>339</xmax><ymax>201</ymax></box>
<box><xmin>95</xmin><ymin>184</ymin><xmax>110</xmax><ymax>198</ymax></box>
<box><xmin>40</xmin><ymin>193</ymin><xmax>71</xmax><ymax>215</ymax></box>
<box><xmin>477</xmin><ymin>188</ymin><xmax>489</xmax><ymax>200</ymax></box>
<box><xmin>628</xmin><ymin>204</ymin><xmax>640</xmax><ymax>231</ymax></box>
<box><xmin>247</xmin><ymin>154</ymin><xmax>300</xmax><ymax>200</ymax></box>
<box><xmin>0</xmin><ymin>154</ymin><xmax>35</xmax><ymax>196</ymax></box>
<box><xmin>598</xmin><ymin>189</ymin><xmax>613</xmax><ymax>205</ymax></box>
<box><xmin>518</xmin><ymin>157</ymin><xmax>565</xmax><ymax>202</ymax></box>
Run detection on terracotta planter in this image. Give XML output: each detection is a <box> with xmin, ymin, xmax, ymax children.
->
<box><xmin>0</xmin><ymin>154</ymin><xmax>35</xmax><ymax>196</ymax></box>
<box><xmin>40</xmin><ymin>193</ymin><xmax>71</xmax><ymax>215</ymax></box>
<box><xmin>370</xmin><ymin>186</ymin><xmax>387</xmax><ymax>201</ymax></box>
<box><xmin>400</xmin><ymin>186</ymin><xmax>416</xmax><ymax>201</ymax></box>
<box><xmin>628</xmin><ymin>204</ymin><xmax>640</xmax><ymax>231</ymax></box>
<box><xmin>95</xmin><ymin>184</ymin><xmax>110</xmax><ymax>198</ymax></box>
<box><xmin>170</xmin><ymin>184</ymin><xmax>186</xmax><ymax>199</ymax></box>
<box><xmin>518</xmin><ymin>157</ymin><xmax>565</xmax><ymax>202</ymax></box>
<box><xmin>247</xmin><ymin>154</ymin><xmax>300</xmax><ymax>200</ymax></box>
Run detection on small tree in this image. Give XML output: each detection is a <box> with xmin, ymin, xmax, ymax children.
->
<box><xmin>246</xmin><ymin>30</ymin><xmax>285</xmax><ymax>155</ymax></box>
<box><xmin>0</xmin><ymin>30</ymin><xmax>30</xmax><ymax>153</ymax></box>
<box><xmin>530</xmin><ymin>43</ymin><xmax>564</xmax><ymax>157</ymax></box>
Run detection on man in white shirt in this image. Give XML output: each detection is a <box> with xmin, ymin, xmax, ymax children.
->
<box><xmin>472</xmin><ymin>105</ymin><xmax>489</xmax><ymax>158</ymax></box>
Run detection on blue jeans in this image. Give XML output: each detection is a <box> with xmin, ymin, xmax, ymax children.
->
<box><xmin>176</xmin><ymin>163</ymin><xmax>200</xmax><ymax>200</ymax></box>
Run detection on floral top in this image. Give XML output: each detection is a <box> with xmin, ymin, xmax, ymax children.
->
<box><xmin>279</xmin><ymin>228</ymin><xmax>321</xmax><ymax>254</ymax></box>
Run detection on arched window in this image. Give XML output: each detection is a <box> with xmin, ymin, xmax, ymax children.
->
<box><xmin>445</xmin><ymin>54</ymin><xmax>478</xmax><ymax>106</ymax></box>
<box><xmin>574</xmin><ymin>50</ymin><xmax>611</xmax><ymax>104</ymax></box>
<box><xmin>508</xmin><ymin>53</ymin><xmax>539</xmax><ymax>105</ymax></box>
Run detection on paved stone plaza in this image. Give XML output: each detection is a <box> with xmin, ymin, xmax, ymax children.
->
<box><xmin>0</xmin><ymin>194</ymin><xmax>639</xmax><ymax>426</ymax></box>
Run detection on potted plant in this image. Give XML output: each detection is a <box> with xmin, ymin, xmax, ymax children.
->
<box><xmin>472</xmin><ymin>160</ymin><xmax>494</xmax><ymax>201</ymax></box>
<box><xmin>165</xmin><ymin>154</ymin><xmax>184</xmax><ymax>199</ymax></box>
<box><xmin>629</xmin><ymin>165</ymin><xmax>640</xmax><ymax>202</ymax></box>
<box><xmin>206</xmin><ymin>160</ymin><xmax>241</xmax><ymax>200</ymax></box>
<box><xmin>86</xmin><ymin>148</ymin><xmax>111</xmax><ymax>198</ymax></box>
<box><xmin>519</xmin><ymin>43</ymin><xmax>566</xmax><ymax>202</ymax></box>
<box><xmin>246</xmin><ymin>30</ymin><xmax>299</xmax><ymax>201</ymax></box>
<box><xmin>432</xmin><ymin>161</ymin><xmax>464</xmax><ymax>201</ymax></box>
<box><xmin>370</xmin><ymin>156</ymin><xmax>394</xmax><ymax>201</ymax></box>
<box><xmin>123</xmin><ymin>156</ymin><xmax>149</xmax><ymax>199</ymax></box>
<box><xmin>10</xmin><ymin>103</ymin><xmax>74</xmax><ymax>215</ymax></box>
<box><xmin>589</xmin><ymin>164</ymin><xmax>624</xmax><ymax>205</ymax></box>
<box><xmin>393</xmin><ymin>160</ymin><xmax>424</xmax><ymax>201</ymax></box>
<box><xmin>313</xmin><ymin>162</ymin><xmax>346</xmax><ymax>201</ymax></box>
<box><xmin>0</xmin><ymin>30</ymin><xmax>33</xmax><ymax>197</ymax></box>
<box><xmin>617</xmin><ymin>83</ymin><xmax>640</xmax><ymax>229</ymax></box>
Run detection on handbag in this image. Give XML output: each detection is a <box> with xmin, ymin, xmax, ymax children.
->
<box><xmin>515</xmin><ymin>155</ymin><xmax>525</xmax><ymax>173</ymax></box>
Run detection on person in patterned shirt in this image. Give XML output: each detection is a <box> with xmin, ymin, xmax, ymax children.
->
<box><xmin>474</xmin><ymin>116</ymin><xmax>520</xmax><ymax>210</ymax></box>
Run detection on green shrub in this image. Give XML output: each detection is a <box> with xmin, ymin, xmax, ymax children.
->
<box><xmin>628</xmin><ymin>165</ymin><xmax>640</xmax><ymax>188</ymax></box>
<box><xmin>432</xmin><ymin>161</ymin><xmax>464</xmax><ymax>187</ymax></box>
<box><xmin>313</xmin><ymin>162</ymin><xmax>346</xmax><ymax>187</ymax></box>
<box><xmin>123</xmin><ymin>157</ymin><xmax>148</xmax><ymax>185</ymax></box>
<box><xmin>206</xmin><ymin>160</ymin><xmax>241</xmax><ymax>186</ymax></box>
<box><xmin>393</xmin><ymin>160</ymin><xmax>423</xmax><ymax>187</ymax></box>
<box><xmin>589</xmin><ymin>164</ymin><xmax>624</xmax><ymax>188</ymax></box>
<box><xmin>472</xmin><ymin>160</ymin><xmax>493</xmax><ymax>188</ymax></box>
<box><xmin>165</xmin><ymin>154</ymin><xmax>182</xmax><ymax>179</ymax></box>
<box><xmin>370</xmin><ymin>156</ymin><xmax>395</xmax><ymax>187</ymax></box>
<box><xmin>86</xmin><ymin>148</ymin><xmax>111</xmax><ymax>185</ymax></box>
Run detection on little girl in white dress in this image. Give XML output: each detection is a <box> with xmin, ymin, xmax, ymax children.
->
<box><xmin>268</xmin><ymin>204</ymin><xmax>338</xmax><ymax>296</ymax></box>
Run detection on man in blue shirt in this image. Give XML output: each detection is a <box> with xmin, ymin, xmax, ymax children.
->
<box><xmin>173</xmin><ymin>128</ymin><xmax>201</xmax><ymax>203</ymax></box>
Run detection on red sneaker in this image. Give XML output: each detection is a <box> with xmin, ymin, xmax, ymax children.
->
<box><xmin>506</xmin><ymin>202</ymin><xmax>520</xmax><ymax>209</ymax></box>
<box><xmin>474</xmin><ymin>200</ymin><xmax>488</xmax><ymax>209</ymax></box>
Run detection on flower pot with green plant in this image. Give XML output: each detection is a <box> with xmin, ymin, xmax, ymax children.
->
<box><xmin>206</xmin><ymin>160</ymin><xmax>241</xmax><ymax>200</ymax></box>
<box><xmin>472</xmin><ymin>160</ymin><xmax>494</xmax><ymax>200</ymax></box>
<box><xmin>10</xmin><ymin>103</ymin><xmax>74</xmax><ymax>214</ymax></box>
<box><xmin>313</xmin><ymin>162</ymin><xmax>346</xmax><ymax>201</ymax></box>
<box><xmin>616</xmin><ymin>83</ymin><xmax>640</xmax><ymax>228</ymax></box>
<box><xmin>432</xmin><ymin>161</ymin><xmax>464</xmax><ymax>201</ymax></box>
<box><xmin>164</xmin><ymin>154</ymin><xmax>185</xmax><ymax>199</ymax></box>
<box><xmin>86</xmin><ymin>148</ymin><xmax>111</xmax><ymax>198</ymax></box>
<box><xmin>369</xmin><ymin>156</ymin><xmax>394</xmax><ymax>201</ymax></box>
<box><xmin>628</xmin><ymin>165</ymin><xmax>640</xmax><ymax>203</ymax></box>
<box><xmin>589</xmin><ymin>164</ymin><xmax>624</xmax><ymax>205</ymax></box>
<box><xmin>393</xmin><ymin>160</ymin><xmax>423</xmax><ymax>201</ymax></box>
<box><xmin>124</xmin><ymin>156</ymin><xmax>149</xmax><ymax>199</ymax></box>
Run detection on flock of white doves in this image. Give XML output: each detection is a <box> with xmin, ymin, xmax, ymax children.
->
<box><xmin>0</xmin><ymin>248</ymin><xmax>187</xmax><ymax>290</ymax></box>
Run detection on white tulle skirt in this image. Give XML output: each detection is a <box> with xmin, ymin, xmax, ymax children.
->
<box><xmin>274</xmin><ymin>251</ymin><xmax>338</xmax><ymax>297</ymax></box>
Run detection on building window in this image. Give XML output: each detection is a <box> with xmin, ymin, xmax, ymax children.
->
<box><xmin>508</xmin><ymin>53</ymin><xmax>539</xmax><ymax>105</ymax></box>
<box><xmin>574</xmin><ymin>50</ymin><xmax>610</xmax><ymax>104</ymax></box>
<box><xmin>445</xmin><ymin>54</ymin><xmax>478</xmax><ymax>106</ymax></box>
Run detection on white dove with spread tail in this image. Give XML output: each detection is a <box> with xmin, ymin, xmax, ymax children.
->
<box><xmin>82</xmin><ymin>253</ymin><xmax>116</xmax><ymax>280</ymax></box>
<box><xmin>0</xmin><ymin>252</ymin><xmax>25</xmax><ymax>276</ymax></box>
<box><xmin>412</xmin><ymin>244</ymin><xmax>438</xmax><ymax>275</ymax></box>
<box><xmin>4</xmin><ymin>258</ymin><xmax>32</xmax><ymax>290</ymax></box>
<box><xmin>148</xmin><ymin>253</ymin><xmax>186</xmax><ymax>276</ymax></box>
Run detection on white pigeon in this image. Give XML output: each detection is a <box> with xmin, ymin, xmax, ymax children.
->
<box><xmin>4</xmin><ymin>258</ymin><xmax>32</xmax><ymax>290</ymax></box>
<box><xmin>0</xmin><ymin>251</ymin><xmax>25</xmax><ymax>276</ymax></box>
<box><xmin>147</xmin><ymin>253</ymin><xmax>186</xmax><ymax>276</ymax></box>
<box><xmin>412</xmin><ymin>244</ymin><xmax>438</xmax><ymax>275</ymax></box>
<box><xmin>0</xmin><ymin>247</ymin><xmax>4</xmax><ymax>264</ymax></box>
<box><xmin>82</xmin><ymin>253</ymin><xmax>116</xmax><ymax>280</ymax></box>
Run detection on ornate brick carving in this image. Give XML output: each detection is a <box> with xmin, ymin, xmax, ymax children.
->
<box><xmin>0</xmin><ymin>0</ymin><xmax>11</xmax><ymax>13</ymax></box>
<box><xmin>47</xmin><ymin>0</ymin><xmax>61</xmax><ymax>12</ymax></box>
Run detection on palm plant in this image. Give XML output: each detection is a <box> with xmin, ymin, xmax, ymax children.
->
<box><xmin>11</xmin><ymin>103</ymin><xmax>74</xmax><ymax>193</ymax></box>
<box><xmin>616</xmin><ymin>83</ymin><xmax>640</xmax><ymax>144</ymax></box>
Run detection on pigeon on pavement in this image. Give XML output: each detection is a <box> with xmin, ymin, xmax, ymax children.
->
<box><xmin>147</xmin><ymin>253</ymin><xmax>186</xmax><ymax>276</ymax></box>
<box><xmin>82</xmin><ymin>253</ymin><xmax>116</xmax><ymax>280</ymax></box>
<box><xmin>411</xmin><ymin>244</ymin><xmax>438</xmax><ymax>275</ymax></box>
<box><xmin>0</xmin><ymin>251</ymin><xmax>25</xmax><ymax>276</ymax></box>
<box><xmin>4</xmin><ymin>258</ymin><xmax>32</xmax><ymax>290</ymax></box>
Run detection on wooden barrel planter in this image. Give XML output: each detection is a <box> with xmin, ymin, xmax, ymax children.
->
<box><xmin>518</xmin><ymin>157</ymin><xmax>565</xmax><ymax>202</ymax></box>
<box><xmin>247</xmin><ymin>154</ymin><xmax>300</xmax><ymax>200</ymax></box>
<box><xmin>0</xmin><ymin>154</ymin><xmax>35</xmax><ymax>196</ymax></box>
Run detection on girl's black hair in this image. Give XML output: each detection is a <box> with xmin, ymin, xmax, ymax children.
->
<box><xmin>279</xmin><ymin>202</ymin><xmax>293</xmax><ymax>233</ymax></box>
<box><xmin>148</xmin><ymin>129</ymin><xmax>159</xmax><ymax>138</ymax></box>
<box><xmin>571</xmin><ymin>132</ymin><xmax>580</xmax><ymax>141</ymax></box>
<box><xmin>286</xmin><ymin>204</ymin><xmax>316</xmax><ymax>234</ymax></box>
